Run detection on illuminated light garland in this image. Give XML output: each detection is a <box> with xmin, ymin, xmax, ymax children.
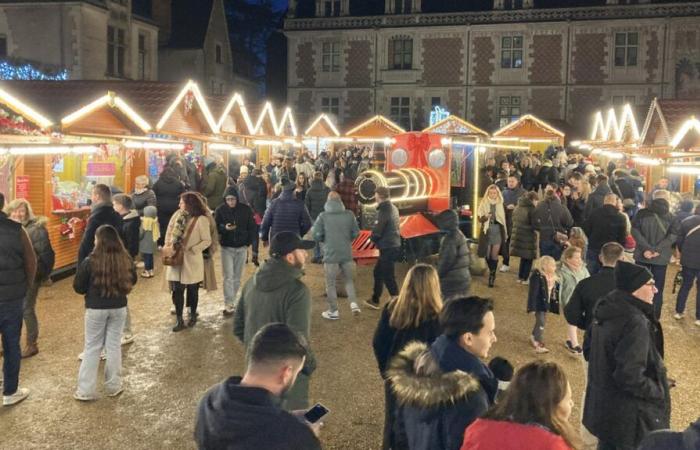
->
<box><xmin>216</xmin><ymin>93</ymin><xmax>256</xmax><ymax>135</ymax></box>
<box><xmin>422</xmin><ymin>114</ymin><xmax>490</xmax><ymax>137</ymax></box>
<box><xmin>632</xmin><ymin>156</ymin><xmax>663</xmax><ymax>166</ymax></box>
<box><xmin>0</xmin><ymin>61</ymin><xmax>69</xmax><ymax>81</ymax></box>
<box><xmin>62</xmin><ymin>93</ymin><xmax>152</xmax><ymax>132</ymax></box>
<box><xmin>490</xmin><ymin>136</ymin><xmax>520</xmax><ymax>141</ymax></box>
<box><xmin>668</xmin><ymin>166</ymin><xmax>700</xmax><ymax>175</ymax></box>
<box><xmin>590</xmin><ymin>105</ymin><xmax>640</xmax><ymax>142</ymax></box>
<box><xmin>345</xmin><ymin>115</ymin><xmax>405</xmax><ymax>136</ymax></box>
<box><xmin>113</xmin><ymin>97</ymin><xmax>151</xmax><ymax>132</ymax></box>
<box><xmin>600</xmin><ymin>150</ymin><xmax>624</xmax><ymax>159</ymax></box>
<box><xmin>0</xmin><ymin>145</ymin><xmax>100</xmax><ymax>155</ymax></box>
<box><xmin>521</xmin><ymin>138</ymin><xmax>557</xmax><ymax>143</ymax></box>
<box><xmin>0</xmin><ymin>88</ymin><xmax>52</xmax><ymax>129</ymax></box>
<box><xmin>451</xmin><ymin>140</ymin><xmax>529</xmax><ymax>150</ymax></box>
<box><xmin>276</xmin><ymin>107</ymin><xmax>298</xmax><ymax>137</ymax></box>
<box><xmin>570</xmin><ymin>140</ymin><xmax>582</xmax><ymax>147</ymax></box>
<box><xmin>254</xmin><ymin>102</ymin><xmax>279</xmax><ymax>136</ymax></box>
<box><xmin>670</xmin><ymin>117</ymin><xmax>700</xmax><ymax>149</ymax></box>
<box><xmin>156</xmin><ymin>80</ymin><xmax>220</xmax><ymax>133</ymax></box>
<box><xmin>304</xmin><ymin>114</ymin><xmax>340</xmax><ymax>137</ymax></box>
<box><xmin>252</xmin><ymin>139</ymin><xmax>283</xmax><ymax>146</ymax></box>
<box><xmin>123</xmin><ymin>140</ymin><xmax>185</xmax><ymax>150</ymax></box>
<box><xmin>493</xmin><ymin>114</ymin><xmax>565</xmax><ymax>139</ymax></box>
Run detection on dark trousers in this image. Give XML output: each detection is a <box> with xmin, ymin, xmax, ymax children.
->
<box><xmin>373</xmin><ymin>247</ymin><xmax>400</xmax><ymax>301</ymax></box>
<box><xmin>586</xmin><ymin>248</ymin><xmax>602</xmax><ymax>275</ymax></box>
<box><xmin>251</xmin><ymin>223</ymin><xmax>260</xmax><ymax>257</ymax></box>
<box><xmin>0</xmin><ymin>299</ymin><xmax>24</xmax><ymax>396</ymax></box>
<box><xmin>540</xmin><ymin>240</ymin><xmax>563</xmax><ymax>260</ymax></box>
<box><xmin>518</xmin><ymin>258</ymin><xmax>533</xmax><ymax>281</ymax></box>
<box><xmin>502</xmin><ymin>237</ymin><xmax>511</xmax><ymax>266</ymax></box>
<box><xmin>172</xmin><ymin>283</ymin><xmax>199</xmax><ymax>317</ymax></box>
<box><xmin>157</xmin><ymin>211</ymin><xmax>174</xmax><ymax>247</ymax></box>
<box><xmin>142</xmin><ymin>253</ymin><xmax>154</xmax><ymax>271</ymax></box>
<box><xmin>676</xmin><ymin>266</ymin><xmax>700</xmax><ymax>319</ymax></box>
<box><xmin>639</xmin><ymin>263</ymin><xmax>668</xmax><ymax>320</ymax></box>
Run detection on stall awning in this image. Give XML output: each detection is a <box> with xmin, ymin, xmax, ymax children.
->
<box><xmin>422</xmin><ymin>115</ymin><xmax>488</xmax><ymax>138</ymax></box>
<box><xmin>345</xmin><ymin>115</ymin><xmax>405</xmax><ymax>138</ymax></box>
<box><xmin>492</xmin><ymin>114</ymin><xmax>565</xmax><ymax>145</ymax></box>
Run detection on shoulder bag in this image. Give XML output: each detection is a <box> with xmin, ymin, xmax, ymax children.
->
<box><xmin>548</xmin><ymin>206</ymin><xmax>568</xmax><ymax>246</ymax></box>
<box><xmin>162</xmin><ymin>217</ymin><xmax>198</xmax><ymax>267</ymax></box>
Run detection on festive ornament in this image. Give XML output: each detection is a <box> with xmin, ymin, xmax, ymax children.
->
<box><xmin>184</xmin><ymin>91</ymin><xmax>195</xmax><ymax>115</ymax></box>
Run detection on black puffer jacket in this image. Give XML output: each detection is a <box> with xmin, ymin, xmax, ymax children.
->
<box><xmin>304</xmin><ymin>179</ymin><xmax>330</xmax><ymax>221</ymax></box>
<box><xmin>584</xmin><ymin>183</ymin><xmax>612</xmax><ymax>220</ymax></box>
<box><xmin>238</xmin><ymin>175</ymin><xmax>267</xmax><ymax>216</ymax></box>
<box><xmin>25</xmin><ymin>217</ymin><xmax>54</xmax><ymax>280</ymax></box>
<box><xmin>73</xmin><ymin>257</ymin><xmax>137</xmax><ymax>309</ymax></box>
<box><xmin>372</xmin><ymin>200</ymin><xmax>401</xmax><ymax>250</ymax></box>
<box><xmin>583</xmin><ymin>289</ymin><xmax>670</xmax><ymax>448</ymax></box>
<box><xmin>131</xmin><ymin>189</ymin><xmax>156</xmax><ymax>216</ymax></box>
<box><xmin>214</xmin><ymin>190</ymin><xmax>256</xmax><ymax>248</ymax></box>
<box><xmin>532</xmin><ymin>192</ymin><xmax>573</xmax><ymax>242</ymax></box>
<box><xmin>583</xmin><ymin>204</ymin><xmax>628</xmax><ymax>253</ymax></box>
<box><xmin>632</xmin><ymin>199</ymin><xmax>678</xmax><ymax>266</ymax></box>
<box><xmin>509</xmin><ymin>195</ymin><xmax>537</xmax><ymax>260</ymax></box>
<box><xmin>677</xmin><ymin>214</ymin><xmax>700</xmax><ymax>270</ymax></box>
<box><xmin>153</xmin><ymin>171</ymin><xmax>185</xmax><ymax>216</ymax></box>
<box><xmin>436</xmin><ymin>210</ymin><xmax>471</xmax><ymax>298</ymax></box>
<box><xmin>121</xmin><ymin>211</ymin><xmax>141</xmax><ymax>258</ymax></box>
<box><xmin>78</xmin><ymin>203</ymin><xmax>124</xmax><ymax>264</ymax></box>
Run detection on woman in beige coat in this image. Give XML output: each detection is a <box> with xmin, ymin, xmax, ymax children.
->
<box><xmin>164</xmin><ymin>192</ymin><xmax>212</xmax><ymax>332</ymax></box>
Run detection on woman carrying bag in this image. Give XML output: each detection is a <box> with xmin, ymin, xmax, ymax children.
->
<box><xmin>163</xmin><ymin>192</ymin><xmax>212</xmax><ymax>332</ymax></box>
<box><xmin>477</xmin><ymin>184</ymin><xmax>508</xmax><ymax>288</ymax></box>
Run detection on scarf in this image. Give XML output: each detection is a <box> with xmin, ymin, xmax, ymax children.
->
<box><xmin>477</xmin><ymin>198</ymin><xmax>507</xmax><ymax>238</ymax></box>
<box><xmin>171</xmin><ymin>210</ymin><xmax>191</xmax><ymax>246</ymax></box>
<box><xmin>141</xmin><ymin>217</ymin><xmax>161</xmax><ymax>243</ymax></box>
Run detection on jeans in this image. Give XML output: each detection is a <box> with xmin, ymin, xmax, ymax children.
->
<box><xmin>532</xmin><ymin>311</ymin><xmax>546</xmax><ymax>342</ymax></box>
<box><xmin>123</xmin><ymin>307</ymin><xmax>132</xmax><ymax>336</ymax></box>
<box><xmin>172</xmin><ymin>283</ymin><xmax>199</xmax><ymax>317</ymax></box>
<box><xmin>518</xmin><ymin>258</ymin><xmax>533</xmax><ymax>281</ymax></box>
<box><xmin>314</xmin><ymin>242</ymin><xmax>323</xmax><ymax>261</ymax></box>
<box><xmin>142</xmin><ymin>252</ymin><xmax>154</xmax><ymax>271</ymax></box>
<box><xmin>23</xmin><ymin>281</ymin><xmax>40</xmax><ymax>344</ymax></box>
<box><xmin>373</xmin><ymin>247</ymin><xmax>400</xmax><ymax>301</ymax></box>
<box><xmin>540</xmin><ymin>240</ymin><xmax>563</xmax><ymax>260</ymax></box>
<box><xmin>221</xmin><ymin>246</ymin><xmax>247</xmax><ymax>307</ymax></box>
<box><xmin>0</xmin><ymin>299</ymin><xmax>23</xmax><ymax>396</ymax></box>
<box><xmin>639</xmin><ymin>263</ymin><xmax>667</xmax><ymax>320</ymax></box>
<box><xmin>324</xmin><ymin>261</ymin><xmax>357</xmax><ymax>313</ymax></box>
<box><xmin>76</xmin><ymin>307</ymin><xmax>127</xmax><ymax>397</ymax></box>
<box><xmin>586</xmin><ymin>248</ymin><xmax>601</xmax><ymax>275</ymax></box>
<box><xmin>675</xmin><ymin>266</ymin><xmax>700</xmax><ymax>319</ymax></box>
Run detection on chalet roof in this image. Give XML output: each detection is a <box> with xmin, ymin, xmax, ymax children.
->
<box><xmin>167</xmin><ymin>0</ymin><xmax>214</xmax><ymax>49</ymax></box>
<box><xmin>641</xmin><ymin>98</ymin><xmax>700</xmax><ymax>146</ymax></box>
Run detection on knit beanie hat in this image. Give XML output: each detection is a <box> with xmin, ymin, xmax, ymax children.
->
<box><xmin>615</xmin><ymin>261</ymin><xmax>653</xmax><ymax>293</ymax></box>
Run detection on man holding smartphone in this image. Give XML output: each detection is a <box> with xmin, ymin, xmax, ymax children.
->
<box><xmin>196</xmin><ymin>323</ymin><xmax>321</xmax><ymax>449</ymax></box>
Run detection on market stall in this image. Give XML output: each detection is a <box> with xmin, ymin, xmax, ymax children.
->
<box><xmin>302</xmin><ymin>113</ymin><xmax>343</xmax><ymax>156</ymax></box>
<box><xmin>344</xmin><ymin>115</ymin><xmax>405</xmax><ymax>168</ymax></box>
<box><xmin>491</xmin><ymin>114</ymin><xmax>565</xmax><ymax>151</ymax></box>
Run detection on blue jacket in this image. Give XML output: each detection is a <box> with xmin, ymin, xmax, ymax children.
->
<box><xmin>387</xmin><ymin>335</ymin><xmax>496</xmax><ymax>450</ymax></box>
<box><xmin>260</xmin><ymin>189</ymin><xmax>312</xmax><ymax>241</ymax></box>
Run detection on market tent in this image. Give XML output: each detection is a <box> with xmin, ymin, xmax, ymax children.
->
<box><xmin>640</xmin><ymin>98</ymin><xmax>700</xmax><ymax>147</ymax></box>
<box><xmin>276</xmin><ymin>107</ymin><xmax>298</xmax><ymax>138</ymax></box>
<box><xmin>217</xmin><ymin>93</ymin><xmax>256</xmax><ymax>136</ymax></box>
<box><xmin>156</xmin><ymin>80</ymin><xmax>220</xmax><ymax>136</ymax></box>
<box><xmin>345</xmin><ymin>115</ymin><xmax>405</xmax><ymax>138</ymax></box>
<box><xmin>0</xmin><ymin>85</ymin><xmax>52</xmax><ymax>131</ymax></box>
<box><xmin>252</xmin><ymin>102</ymin><xmax>278</xmax><ymax>136</ymax></box>
<box><xmin>304</xmin><ymin>114</ymin><xmax>340</xmax><ymax>138</ymax></box>
<box><xmin>492</xmin><ymin>114</ymin><xmax>565</xmax><ymax>147</ymax></box>
<box><xmin>422</xmin><ymin>114</ymin><xmax>489</xmax><ymax>139</ymax></box>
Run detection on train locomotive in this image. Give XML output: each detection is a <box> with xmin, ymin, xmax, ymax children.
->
<box><xmin>352</xmin><ymin>132</ymin><xmax>464</xmax><ymax>263</ymax></box>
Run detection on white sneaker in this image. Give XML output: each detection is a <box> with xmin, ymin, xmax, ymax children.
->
<box><xmin>136</xmin><ymin>261</ymin><xmax>145</xmax><ymax>269</ymax></box>
<box><xmin>499</xmin><ymin>265</ymin><xmax>510</xmax><ymax>273</ymax></box>
<box><xmin>350</xmin><ymin>302</ymin><xmax>361</xmax><ymax>315</ymax></box>
<box><xmin>73</xmin><ymin>391</ymin><xmax>96</xmax><ymax>402</ymax></box>
<box><xmin>519</xmin><ymin>279</ymin><xmax>529</xmax><ymax>285</ymax></box>
<box><xmin>78</xmin><ymin>350</ymin><xmax>106</xmax><ymax>361</ymax></box>
<box><xmin>673</xmin><ymin>313</ymin><xmax>684</xmax><ymax>320</ymax></box>
<box><xmin>106</xmin><ymin>387</ymin><xmax>124</xmax><ymax>397</ymax></box>
<box><xmin>3</xmin><ymin>387</ymin><xmax>29</xmax><ymax>406</ymax></box>
<box><xmin>321</xmin><ymin>310</ymin><xmax>339</xmax><ymax>320</ymax></box>
<box><xmin>121</xmin><ymin>334</ymin><xmax>135</xmax><ymax>345</ymax></box>
<box><xmin>695</xmin><ymin>320</ymin><xmax>700</xmax><ymax>327</ymax></box>
<box><xmin>170</xmin><ymin>305</ymin><xmax>176</xmax><ymax>315</ymax></box>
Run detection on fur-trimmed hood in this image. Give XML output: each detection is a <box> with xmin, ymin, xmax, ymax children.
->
<box><xmin>386</xmin><ymin>341</ymin><xmax>482</xmax><ymax>409</ymax></box>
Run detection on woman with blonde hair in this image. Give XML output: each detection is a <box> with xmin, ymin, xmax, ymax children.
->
<box><xmin>131</xmin><ymin>175</ymin><xmax>156</xmax><ymax>216</ymax></box>
<box><xmin>5</xmin><ymin>198</ymin><xmax>54</xmax><ymax>358</ymax></box>
<box><xmin>558</xmin><ymin>245</ymin><xmax>589</xmax><ymax>355</ymax></box>
<box><xmin>527</xmin><ymin>255</ymin><xmax>560</xmax><ymax>354</ymax></box>
<box><xmin>463</xmin><ymin>360</ymin><xmax>581</xmax><ymax>450</ymax></box>
<box><xmin>372</xmin><ymin>264</ymin><xmax>443</xmax><ymax>450</ymax></box>
<box><xmin>477</xmin><ymin>184</ymin><xmax>507</xmax><ymax>287</ymax></box>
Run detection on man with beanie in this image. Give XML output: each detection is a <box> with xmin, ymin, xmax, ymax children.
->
<box><xmin>260</xmin><ymin>177</ymin><xmax>312</xmax><ymax>246</ymax></box>
<box><xmin>365</xmin><ymin>186</ymin><xmax>401</xmax><ymax>310</ymax></box>
<box><xmin>584</xmin><ymin>261</ymin><xmax>671</xmax><ymax>450</ymax></box>
<box><xmin>234</xmin><ymin>232</ymin><xmax>316</xmax><ymax>409</ymax></box>
<box><xmin>215</xmin><ymin>187</ymin><xmax>256</xmax><ymax>316</ymax></box>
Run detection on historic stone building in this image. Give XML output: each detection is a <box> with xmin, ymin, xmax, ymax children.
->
<box><xmin>284</xmin><ymin>0</ymin><xmax>700</xmax><ymax>138</ymax></box>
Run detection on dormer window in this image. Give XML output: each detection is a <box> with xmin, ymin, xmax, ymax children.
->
<box><xmin>395</xmin><ymin>0</ymin><xmax>411</xmax><ymax>14</ymax></box>
<box><xmin>316</xmin><ymin>0</ymin><xmax>348</xmax><ymax>17</ymax></box>
<box><xmin>385</xmin><ymin>0</ymin><xmax>420</xmax><ymax>14</ymax></box>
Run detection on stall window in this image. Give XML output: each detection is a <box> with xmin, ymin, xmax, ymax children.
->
<box><xmin>322</xmin><ymin>42</ymin><xmax>340</xmax><ymax>73</ymax></box>
<box><xmin>321</xmin><ymin>97</ymin><xmax>340</xmax><ymax>116</ymax></box>
<box><xmin>107</xmin><ymin>26</ymin><xmax>125</xmax><ymax>77</ymax></box>
<box><xmin>389</xmin><ymin>37</ymin><xmax>412</xmax><ymax>70</ymax></box>
<box><xmin>501</xmin><ymin>36</ymin><xmax>523</xmax><ymax>69</ymax></box>
<box><xmin>390</xmin><ymin>97</ymin><xmax>411</xmax><ymax>130</ymax></box>
<box><xmin>615</xmin><ymin>32</ymin><xmax>638</xmax><ymax>67</ymax></box>
<box><xmin>138</xmin><ymin>33</ymin><xmax>147</xmax><ymax>80</ymax></box>
<box><xmin>499</xmin><ymin>96</ymin><xmax>521</xmax><ymax>127</ymax></box>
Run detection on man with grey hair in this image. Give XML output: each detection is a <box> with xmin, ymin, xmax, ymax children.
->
<box><xmin>631</xmin><ymin>189</ymin><xmax>679</xmax><ymax>319</ymax></box>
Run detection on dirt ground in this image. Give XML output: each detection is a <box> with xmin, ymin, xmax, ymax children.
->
<box><xmin>1</xmin><ymin>252</ymin><xmax>699</xmax><ymax>450</ymax></box>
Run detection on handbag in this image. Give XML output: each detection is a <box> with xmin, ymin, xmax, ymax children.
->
<box><xmin>162</xmin><ymin>217</ymin><xmax>198</xmax><ymax>267</ymax></box>
<box><xmin>548</xmin><ymin>207</ymin><xmax>568</xmax><ymax>246</ymax></box>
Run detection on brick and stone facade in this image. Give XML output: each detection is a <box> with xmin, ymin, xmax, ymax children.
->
<box><xmin>284</xmin><ymin>2</ymin><xmax>700</xmax><ymax>138</ymax></box>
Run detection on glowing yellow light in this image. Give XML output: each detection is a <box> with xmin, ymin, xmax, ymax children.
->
<box><xmin>422</xmin><ymin>115</ymin><xmax>489</xmax><ymax>137</ymax></box>
<box><xmin>670</xmin><ymin>117</ymin><xmax>700</xmax><ymax>149</ymax></box>
<box><xmin>600</xmin><ymin>150</ymin><xmax>624</xmax><ymax>159</ymax></box>
<box><xmin>0</xmin><ymin>145</ymin><xmax>100</xmax><ymax>155</ymax></box>
<box><xmin>123</xmin><ymin>140</ymin><xmax>185</xmax><ymax>150</ymax></box>
<box><xmin>326</xmin><ymin>137</ymin><xmax>354</xmax><ymax>143</ymax></box>
<box><xmin>668</xmin><ymin>165</ymin><xmax>700</xmax><ymax>175</ymax></box>
<box><xmin>490</xmin><ymin>137</ymin><xmax>520</xmax><ymax>141</ymax></box>
<box><xmin>616</xmin><ymin>104</ymin><xmax>640</xmax><ymax>142</ymax></box>
<box><xmin>570</xmin><ymin>140</ymin><xmax>582</xmax><ymax>147</ymax></box>
<box><xmin>452</xmin><ymin>140</ymin><xmax>529</xmax><ymax>150</ymax></box>
<box><xmin>216</xmin><ymin>93</ymin><xmax>256</xmax><ymax>134</ymax></box>
<box><xmin>253</xmin><ymin>139</ymin><xmax>283</xmax><ymax>146</ymax></box>
<box><xmin>590</xmin><ymin>105</ymin><xmax>640</xmax><ymax>143</ymax></box>
<box><xmin>253</xmin><ymin>102</ymin><xmax>279</xmax><ymax>136</ymax></box>
<box><xmin>0</xmin><ymin>88</ymin><xmax>53</xmax><ymax>129</ymax></box>
<box><xmin>156</xmin><ymin>80</ymin><xmax>219</xmax><ymax>133</ymax></box>
<box><xmin>493</xmin><ymin>114</ymin><xmax>564</xmax><ymax>139</ymax></box>
<box><xmin>208</xmin><ymin>143</ymin><xmax>252</xmax><ymax>153</ymax></box>
<box><xmin>113</xmin><ymin>97</ymin><xmax>151</xmax><ymax>132</ymax></box>
<box><xmin>61</xmin><ymin>95</ymin><xmax>110</xmax><ymax>126</ymax></box>
<box><xmin>304</xmin><ymin>114</ymin><xmax>341</xmax><ymax>137</ymax></box>
<box><xmin>62</xmin><ymin>93</ymin><xmax>151</xmax><ymax>132</ymax></box>
<box><xmin>276</xmin><ymin>107</ymin><xmax>298</xmax><ymax>137</ymax></box>
<box><xmin>521</xmin><ymin>138</ymin><xmax>556</xmax><ymax>143</ymax></box>
<box><xmin>632</xmin><ymin>156</ymin><xmax>662</xmax><ymax>166</ymax></box>
<box><xmin>473</xmin><ymin>144</ymin><xmax>480</xmax><ymax>239</ymax></box>
<box><xmin>345</xmin><ymin>115</ymin><xmax>405</xmax><ymax>136</ymax></box>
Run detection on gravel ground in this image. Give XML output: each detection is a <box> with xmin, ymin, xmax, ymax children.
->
<box><xmin>1</xmin><ymin>253</ymin><xmax>699</xmax><ymax>450</ymax></box>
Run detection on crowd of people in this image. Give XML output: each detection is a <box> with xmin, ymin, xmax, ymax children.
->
<box><xmin>0</xmin><ymin>143</ymin><xmax>699</xmax><ymax>450</ymax></box>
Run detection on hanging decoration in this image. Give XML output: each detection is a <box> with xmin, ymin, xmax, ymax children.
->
<box><xmin>0</xmin><ymin>61</ymin><xmax>69</xmax><ymax>81</ymax></box>
<box><xmin>183</xmin><ymin>91</ymin><xmax>195</xmax><ymax>116</ymax></box>
<box><xmin>59</xmin><ymin>216</ymin><xmax>85</xmax><ymax>240</ymax></box>
<box><xmin>0</xmin><ymin>106</ymin><xmax>43</xmax><ymax>135</ymax></box>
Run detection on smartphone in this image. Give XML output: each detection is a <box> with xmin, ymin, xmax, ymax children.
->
<box><xmin>304</xmin><ymin>403</ymin><xmax>330</xmax><ymax>424</ymax></box>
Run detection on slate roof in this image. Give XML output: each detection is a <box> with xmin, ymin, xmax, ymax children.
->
<box><xmin>641</xmin><ymin>98</ymin><xmax>700</xmax><ymax>145</ymax></box>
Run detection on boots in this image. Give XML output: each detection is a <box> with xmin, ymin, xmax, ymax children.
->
<box><xmin>187</xmin><ymin>308</ymin><xmax>197</xmax><ymax>327</ymax></box>
<box><xmin>172</xmin><ymin>316</ymin><xmax>186</xmax><ymax>332</ymax></box>
<box><xmin>252</xmin><ymin>254</ymin><xmax>259</xmax><ymax>267</ymax></box>
<box><xmin>488</xmin><ymin>270</ymin><xmax>496</xmax><ymax>288</ymax></box>
<box><xmin>21</xmin><ymin>342</ymin><xmax>38</xmax><ymax>358</ymax></box>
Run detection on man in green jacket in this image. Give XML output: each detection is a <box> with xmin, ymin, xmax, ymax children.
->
<box><xmin>233</xmin><ymin>231</ymin><xmax>316</xmax><ymax>410</ymax></box>
<box><xmin>202</xmin><ymin>159</ymin><xmax>227</xmax><ymax>210</ymax></box>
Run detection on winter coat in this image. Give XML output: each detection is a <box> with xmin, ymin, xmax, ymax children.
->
<box><xmin>387</xmin><ymin>335</ymin><xmax>496</xmax><ymax>450</ymax></box>
<box><xmin>477</xmin><ymin>200</ymin><xmax>507</xmax><ymax>259</ymax></box>
<box><xmin>509</xmin><ymin>195</ymin><xmax>537</xmax><ymax>260</ymax></box>
<box><xmin>153</xmin><ymin>173</ymin><xmax>185</xmax><ymax>216</ymax></box>
<box><xmin>214</xmin><ymin>203</ymin><xmax>256</xmax><ymax>248</ymax></box>
<box><xmin>195</xmin><ymin>376</ymin><xmax>321</xmax><ymax>450</ymax></box>
<box><xmin>461</xmin><ymin>418</ymin><xmax>573</xmax><ymax>450</ymax></box>
<box><xmin>73</xmin><ymin>257</ymin><xmax>136</xmax><ymax>309</ymax></box>
<box><xmin>0</xmin><ymin>213</ymin><xmax>31</xmax><ymax>303</ymax></box>
<box><xmin>532</xmin><ymin>193</ymin><xmax>573</xmax><ymax>242</ymax></box>
<box><xmin>238</xmin><ymin>175</ymin><xmax>267</xmax><ymax>217</ymax></box>
<box><xmin>121</xmin><ymin>211</ymin><xmax>141</xmax><ymax>258</ymax></box>
<box><xmin>564</xmin><ymin>266</ymin><xmax>616</xmax><ymax>331</ymax></box>
<box><xmin>582</xmin><ymin>204</ymin><xmax>628</xmax><ymax>253</ymax></box>
<box><xmin>502</xmin><ymin>186</ymin><xmax>526</xmax><ymax>233</ymax></box>
<box><xmin>632</xmin><ymin>198</ymin><xmax>678</xmax><ymax>266</ymax></box>
<box><xmin>78</xmin><ymin>203</ymin><xmax>124</xmax><ymax>264</ymax></box>
<box><xmin>638</xmin><ymin>418</ymin><xmax>700</xmax><ymax>450</ymax></box>
<box><xmin>520</xmin><ymin>167</ymin><xmax>536</xmax><ymax>191</ymax></box>
<box><xmin>583</xmin><ymin>289</ymin><xmax>670</xmax><ymax>448</ymax></box>
<box><xmin>233</xmin><ymin>257</ymin><xmax>316</xmax><ymax>409</ymax></box>
<box><xmin>25</xmin><ymin>217</ymin><xmax>54</xmax><ymax>281</ymax></box>
<box><xmin>557</xmin><ymin>262</ymin><xmax>589</xmax><ymax>308</ymax></box>
<box><xmin>527</xmin><ymin>269</ymin><xmax>560</xmax><ymax>313</ymax></box>
<box><xmin>131</xmin><ymin>189</ymin><xmax>156</xmax><ymax>216</ymax></box>
<box><xmin>164</xmin><ymin>211</ymin><xmax>212</xmax><ymax>285</ymax></box>
<box><xmin>612</xmin><ymin>176</ymin><xmax>637</xmax><ymax>201</ymax></box>
<box><xmin>139</xmin><ymin>207</ymin><xmax>159</xmax><ymax>255</ymax></box>
<box><xmin>260</xmin><ymin>189</ymin><xmax>312</xmax><ymax>242</ymax></box>
<box><xmin>584</xmin><ymin>183</ymin><xmax>612</xmax><ymax>220</ymax></box>
<box><xmin>372</xmin><ymin>200</ymin><xmax>401</xmax><ymax>250</ymax></box>
<box><xmin>304</xmin><ymin>179</ymin><xmax>330</xmax><ymax>221</ymax></box>
<box><xmin>311</xmin><ymin>199</ymin><xmax>359</xmax><ymax>264</ymax></box>
<box><xmin>565</xmin><ymin>195</ymin><xmax>586</xmax><ymax>228</ymax></box>
<box><xmin>677</xmin><ymin>215</ymin><xmax>700</xmax><ymax>270</ymax></box>
<box><xmin>202</xmin><ymin>163</ymin><xmax>227</xmax><ymax>210</ymax></box>
<box><xmin>537</xmin><ymin>165</ymin><xmax>558</xmax><ymax>190</ymax></box>
<box><xmin>436</xmin><ymin>210</ymin><xmax>471</xmax><ymax>298</ymax></box>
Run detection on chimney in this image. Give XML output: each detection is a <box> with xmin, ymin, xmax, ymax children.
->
<box><xmin>151</xmin><ymin>0</ymin><xmax>172</xmax><ymax>45</ymax></box>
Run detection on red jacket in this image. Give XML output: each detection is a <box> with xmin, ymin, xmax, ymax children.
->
<box><xmin>462</xmin><ymin>419</ymin><xmax>572</xmax><ymax>450</ymax></box>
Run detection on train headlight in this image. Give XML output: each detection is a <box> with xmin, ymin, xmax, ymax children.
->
<box><xmin>391</xmin><ymin>148</ymin><xmax>409</xmax><ymax>167</ymax></box>
<box><xmin>428</xmin><ymin>148</ymin><xmax>447</xmax><ymax>169</ymax></box>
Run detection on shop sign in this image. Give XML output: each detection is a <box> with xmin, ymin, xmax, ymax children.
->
<box><xmin>87</xmin><ymin>162</ymin><xmax>116</xmax><ymax>177</ymax></box>
<box><xmin>15</xmin><ymin>175</ymin><xmax>29</xmax><ymax>199</ymax></box>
